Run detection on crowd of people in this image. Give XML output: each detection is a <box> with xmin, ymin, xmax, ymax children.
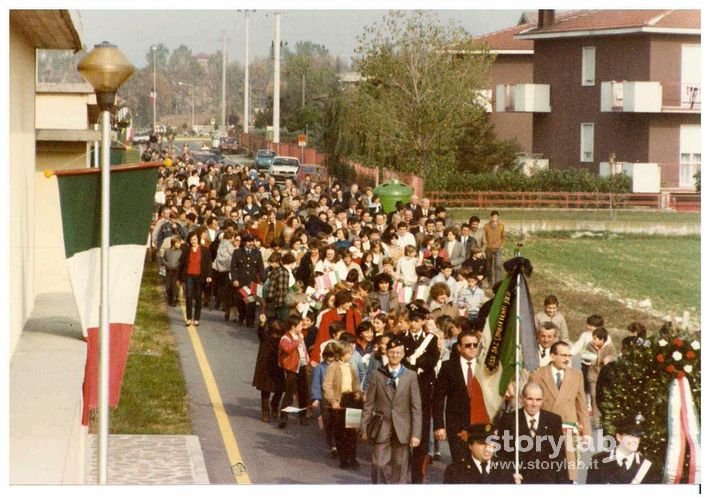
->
<box><xmin>149</xmin><ymin>151</ymin><xmax>658</xmax><ymax>485</ymax></box>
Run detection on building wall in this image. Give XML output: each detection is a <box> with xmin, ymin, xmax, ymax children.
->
<box><xmin>532</xmin><ymin>34</ymin><xmax>699</xmax><ymax>173</ymax></box>
<box><xmin>9</xmin><ymin>21</ymin><xmax>36</xmax><ymax>357</ymax></box>
<box><xmin>649</xmin><ymin>34</ymin><xmax>700</xmax><ymax>106</ymax></box>
<box><xmin>36</xmin><ymin>93</ymin><xmax>93</xmax><ymax>129</ymax></box>
<box><xmin>488</xmin><ymin>54</ymin><xmax>534</xmax><ymax>154</ymax></box>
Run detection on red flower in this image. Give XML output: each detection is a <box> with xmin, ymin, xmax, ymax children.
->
<box><xmin>677</xmin><ymin>371</ymin><xmax>686</xmax><ymax>379</ymax></box>
<box><xmin>666</xmin><ymin>365</ymin><xmax>677</xmax><ymax>373</ymax></box>
<box><xmin>656</xmin><ymin>354</ymin><xmax>665</xmax><ymax>363</ymax></box>
<box><xmin>686</xmin><ymin>351</ymin><xmax>696</xmax><ymax>360</ymax></box>
<box><xmin>673</xmin><ymin>338</ymin><xmax>684</xmax><ymax>348</ymax></box>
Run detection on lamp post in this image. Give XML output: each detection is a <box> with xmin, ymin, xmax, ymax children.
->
<box><xmin>151</xmin><ymin>45</ymin><xmax>157</xmax><ymax>130</ymax></box>
<box><xmin>77</xmin><ymin>41</ymin><xmax>134</xmax><ymax>485</ymax></box>
<box><xmin>178</xmin><ymin>81</ymin><xmax>195</xmax><ymax>133</ymax></box>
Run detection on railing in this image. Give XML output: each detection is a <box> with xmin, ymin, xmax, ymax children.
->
<box><xmin>426</xmin><ymin>191</ymin><xmax>661</xmax><ymax>209</ymax></box>
<box><xmin>662</xmin><ymin>81</ymin><xmax>701</xmax><ymax>111</ymax></box>
<box><xmin>669</xmin><ymin>192</ymin><xmax>701</xmax><ymax>212</ymax></box>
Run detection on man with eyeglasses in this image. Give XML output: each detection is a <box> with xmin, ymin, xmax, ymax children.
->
<box><xmin>529</xmin><ymin>341</ymin><xmax>591</xmax><ymax>483</ymax></box>
<box><xmin>432</xmin><ymin>330</ymin><xmax>481</xmax><ymax>463</ymax></box>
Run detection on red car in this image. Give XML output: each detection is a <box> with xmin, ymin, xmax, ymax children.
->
<box><xmin>219</xmin><ymin>136</ymin><xmax>240</xmax><ymax>154</ymax></box>
<box><xmin>297</xmin><ymin>164</ymin><xmax>328</xmax><ymax>186</ymax></box>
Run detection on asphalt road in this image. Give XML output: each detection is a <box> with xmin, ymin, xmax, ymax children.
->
<box><xmin>170</xmin><ymin>301</ymin><xmax>450</xmax><ymax>484</ymax></box>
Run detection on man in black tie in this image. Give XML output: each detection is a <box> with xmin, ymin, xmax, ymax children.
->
<box><xmin>401</xmin><ymin>309</ymin><xmax>439</xmax><ymax>484</ymax></box>
<box><xmin>443</xmin><ymin>423</ymin><xmax>516</xmax><ymax>484</ymax></box>
<box><xmin>587</xmin><ymin>416</ymin><xmax>660</xmax><ymax>484</ymax></box>
<box><xmin>459</xmin><ymin>223</ymin><xmax>478</xmax><ymax>255</ymax></box>
<box><xmin>496</xmin><ymin>382</ymin><xmax>570</xmax><ymax>484</ymax></box>
<box><xmin>433</xmin><ymin>330</ymin><xmax>481</xmax><ymax>463</ymax></box>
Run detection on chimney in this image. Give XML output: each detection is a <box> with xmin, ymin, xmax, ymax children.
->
<box><xmin>538</xmin><ymin>10</ymin><xmax>556</xmax><ymax>29</ymax></box>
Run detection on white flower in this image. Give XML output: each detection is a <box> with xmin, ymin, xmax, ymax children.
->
<box><xmin>692</xmin><ymin>341</ymin><xmax>700</xmax><ymax>351</ymax></box>
<box><xmin>658</xmin><ymin>339</ymin><xmax>668</xmax><ymax>347</ymax></box>
<box><xmin>672</xmin><ymin>351</ymin><xmax>683</xmax><ymax>361</ymax></box>
<box><xmin>684</xmin><ymin>365</ymin><xmax>693</xmax><ymax>373</ymax></box>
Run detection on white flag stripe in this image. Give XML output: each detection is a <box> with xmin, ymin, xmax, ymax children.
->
<box><xmin>66</xmin><ymin>244</ymin><xmax>146</xmax><ymax>336</ymax></box>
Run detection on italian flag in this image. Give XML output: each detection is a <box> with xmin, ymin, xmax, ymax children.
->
<box><xmin>53</xmin><ymin>163</ymin><xmax>159</xmax><ymax>425</ymax></box>
<box><xmin>474</xmin><ymin>257</ymin><xmax>539</xmax><ymax>423</ymax></box>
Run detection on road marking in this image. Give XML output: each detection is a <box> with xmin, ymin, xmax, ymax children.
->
<box><xmin>181</xmin><ymin>305</ymin><xmax>252</xmax><ymax>484</ymax></box>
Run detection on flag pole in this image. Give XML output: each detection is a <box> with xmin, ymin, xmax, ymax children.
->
<box><xmin>514</xmin><ymin>247</ymin><xmax>523</xmax><ymax>482</ymax></box>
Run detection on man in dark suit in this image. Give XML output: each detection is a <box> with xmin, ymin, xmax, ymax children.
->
<box><xmin>587</xmin><ymin>417</ymin><xmax>661</xmax><ymax>484</ymax></box>
<box><xmin>400</xmin><ymin>309</ymin><xmax>440</xmax><ymax>484</ymax></box>
<box><xmin>433</xmin><ymin>330</ymin><xmax>481</xmax><ymax>463</ymax></box>
<box><xmin>230</xmin><ymin>234</ymin><xmax>265</xmax><ymax>327</ymax></box>
<box><xmin>443</xmin><ymin>423</ymin><xmax>517</xmax><ymax>484</ymax></box>
<box><xmin>496</xmin><ymin>382</ymin><xmax>570</xmax><ymax>484</ymax></box>
<box><xmin>361</xmin><ymin>338</ymin><xmax>422</xmax><ymax>484</ymax></box>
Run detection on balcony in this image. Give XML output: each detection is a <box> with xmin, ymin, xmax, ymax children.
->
<box><xmin>601</xmin><ymin>81</ymin><xmax>700</xmax><ymax>113</ymax></box>
<box><xmin>495</xmin><ymin>84</ymin><xmax>551</xmax><ymax>113</ymax></box>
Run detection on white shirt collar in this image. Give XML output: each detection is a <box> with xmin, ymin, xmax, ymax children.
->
<box><xmin>471</xmin><ymin>456</ymin><xmax>489</xmax><ymax>474</ymax></box>
<box><xmin>615</xmin><ymin>448</ymin><xmax>636</xmax><ymax>468</ymax></box>
<box><xmin>524</xmin><ymin>411</ymin><xmax>540</xmax><ymax>429</ymax></box>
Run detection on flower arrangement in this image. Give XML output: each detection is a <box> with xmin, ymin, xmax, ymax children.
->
<box><xmin>654</xmin><ymin>326</ymin><xmax>700</xmax><ymax>379</ymax></box>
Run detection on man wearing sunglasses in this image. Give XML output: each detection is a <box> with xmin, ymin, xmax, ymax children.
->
<box><xmin>432</xmin><ymin>330</ymin><xmax>481</xmax><ymax>463</ymax></box>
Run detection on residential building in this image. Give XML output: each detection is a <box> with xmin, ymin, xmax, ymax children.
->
<box><xmin>492</xmin><ymin>9</ymin><xmax>700</xmax><ymax>189</ymax></box>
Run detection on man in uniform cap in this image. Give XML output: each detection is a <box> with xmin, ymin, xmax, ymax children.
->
<box><xmin>587</xmin><ymin>414</ymin><xmax>661</xmax><ymax>484</ymax></box>
<box><xmin>443</xmin><ymin>423</ymin><xmax>517</xmax><ymax>484</ymax></box>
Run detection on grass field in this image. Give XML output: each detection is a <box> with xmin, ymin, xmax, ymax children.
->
<box><xmin>105</xmin><ymin>263</ymin><xmax>192</xmax><ymax>434</ymax></box>
<box><xmin>509</xmin><ymin>232</ymin><xmax>700</xmax><ymax>342</ymax></box>
<box><xmin>450</xmin><ymin>208</ymin><xmax>700</xmax><ymax>224</ymax></box>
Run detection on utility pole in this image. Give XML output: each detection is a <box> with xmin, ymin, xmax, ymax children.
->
<box><xmin>151</xmin><ymin>45</ymin><xmax>157</xmax><ymax>129</ymax></box>
<box><xmin>221</xmin><ymin>31</ymin><xmax>227</xmax><ymax>131</ymax></box>
<box><xmin>243</xmin><ymin>10</ymin><xmax>251</xmax><ymax>134</ymax></box>
<box><xmin>302</xmin><ymin>73</ymin><xmax>306</xmax><ymax>108</ymax></box>
<box><xmin>273</xmin><ymin>12</ymin><xmax>280</xmax><ymax>144</ymax></box>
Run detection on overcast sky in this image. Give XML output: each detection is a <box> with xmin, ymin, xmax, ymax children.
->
<box><xmin>78</xmin><ymin>9</ymin><xmax>526</xmax><ymax>69</ymax></box>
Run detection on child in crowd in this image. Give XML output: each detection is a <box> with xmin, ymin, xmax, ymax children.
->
<box><xmin>396</xmin><ymin>244</ymin><xmax>420</xmax><ymax>287</ymax></box>
<box><xmin>586</xmin><ymin>327</ymin><xmax>617</xmax><ymax>427</ymax></box>
<box><xmin>534</xmin><ymin>294</ymin><xmax>569</xmax><ymax>342</ymax></box>
<box><xmin>310</xmin><ymin>342</ymin><xmax>337</xmax><ymax>458</ymax></box>
<box><xmin>570</xmin><ymin>314</ymin><xmax>608</xmax><ymax>392</ymax></box>
<box><xmin>455</xmin><ymin>269</ymin><xmax>485</xmax><ymax>320</ymax></box>
<box><xmin>323</xmin><ymin>341</ymin><xmax>362</xmax><ymax>470</ymax></box>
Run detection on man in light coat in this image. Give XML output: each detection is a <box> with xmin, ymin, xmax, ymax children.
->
<box><xmin>361</xmin><ymin>338</ymin><xmax>422</xmax><ymax>484</ymax></box>
<box><xmin>529</xmin><ymin>341</ymin><xmax>591</xmax><ymax>482</ymax></box>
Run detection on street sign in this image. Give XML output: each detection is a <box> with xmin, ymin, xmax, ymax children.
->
<box><xmin>298</xmin><ymin>134</ymin><xmax>307</xmax><ymax>147</ymax></box>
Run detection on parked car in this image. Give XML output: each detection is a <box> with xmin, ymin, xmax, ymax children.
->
<box><xmin>297</xmin><ymin>164</ymin><xmax>328</xmax><ymax>186</ymax></box>
<box><xmin>269</xmin><ymin>156</ymin><xmax>301</xmax><ymax>182</ymax></box>
<box><xmin>132</xmin><ymin>130</ymin><xmax>151</xmax><ymax>144</ymax></box>
<box><xmin>219</xmin><ymin>136</ymin><xmax>239</xmax><ymax>154</ymax></box>
<box><xmin>254</xmin><ymin>149</ymin><xmax>276</xmax><ymax>170</ymax></box>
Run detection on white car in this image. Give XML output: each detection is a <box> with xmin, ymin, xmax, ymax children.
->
<box><xmin>269</xmin><ymin>156</ymin><xmax>301</xmax><ymax>181</ymax></box>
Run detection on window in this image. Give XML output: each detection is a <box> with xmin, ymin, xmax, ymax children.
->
<box><xmin>580</xmin><ymin>123</ymin><xmax>594</xmax><ymax>163</ymax></box>
<box><xmin>582</xmin><ymin>46</ymin><xmax>596</xmax><ymax>86</ymax></box>
<box><xmin>680</xmin><ymin>125</ymin><xmax>701</xmax><ymax>188</ymax></box>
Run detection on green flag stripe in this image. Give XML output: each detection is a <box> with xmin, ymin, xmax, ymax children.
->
<box><xmin>57</xmin><ymin>166</ymin><xmax>157</xmax><ymax>258</ymax></box>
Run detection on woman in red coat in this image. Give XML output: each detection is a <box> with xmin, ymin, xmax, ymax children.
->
<box><xmin>310</xmin><ymin>289</ymin><xmax>361</xmax><ymax>366</ymax></box>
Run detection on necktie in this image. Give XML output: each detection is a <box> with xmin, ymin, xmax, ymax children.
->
<box><xmin>529</xmin><ymin>418</ymin><xmax>536</xmax><ymax>437</ymax></box>
<box><xmin>467</xmin><ymin>361</ymin><xmax>474</xmax><ymax>423</ymax></box>
<box><xmin>481</xmin><ymin>461</ymin><xmax>488</xmax><ymax>477</ymax></box>
<box><xmin>540</xmin><ymin>348</ymin><xmax>546</xmax><ymax>358</ymax></box>
<box><xmin>621</xmin><ymin>457</ymin><xmax>629</xmax><ymax>469</ymax></box>
<box><xmin>556</xmin><ymin>371</ymin><xmax>563</xmax><ymax>388</ymax></box>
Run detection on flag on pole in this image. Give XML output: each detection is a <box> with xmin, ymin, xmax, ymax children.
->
<box><xmin>52</xmin><ymin>163</ymin><xmax>159</xmax><ymax>425</ymax></box>
<box><xmin>473</xmin><ymin>257</ymin><xmax>538</xmax><ymax>423</ymax></box>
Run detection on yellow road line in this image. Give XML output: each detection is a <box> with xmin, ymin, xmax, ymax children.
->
<box><xmin>181</xmin><ymin>305</ymin><xmax>252</xmax><ymax>484</ymax></box>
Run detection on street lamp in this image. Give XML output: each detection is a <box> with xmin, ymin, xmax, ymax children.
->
<box><xmin>177</xmin><ymin>81</ymin><xmax>195</xmax><ymax>133</ymax></box>
<box><xmin>77</xmin><ymin>41</ymin><xmax>134</xmax><ymax>485</ymax></box>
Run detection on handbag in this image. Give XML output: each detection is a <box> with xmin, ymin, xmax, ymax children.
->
<box><xmin>366</xmin><ymin>412</ymin><xmax>384</xmax><ymax>441</ymax></box>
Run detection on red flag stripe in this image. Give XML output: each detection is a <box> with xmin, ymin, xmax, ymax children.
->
<box><xmin>81</xmin><ymin>324</ymin><xmax>133</xmax><ymax>425</ymax></box>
